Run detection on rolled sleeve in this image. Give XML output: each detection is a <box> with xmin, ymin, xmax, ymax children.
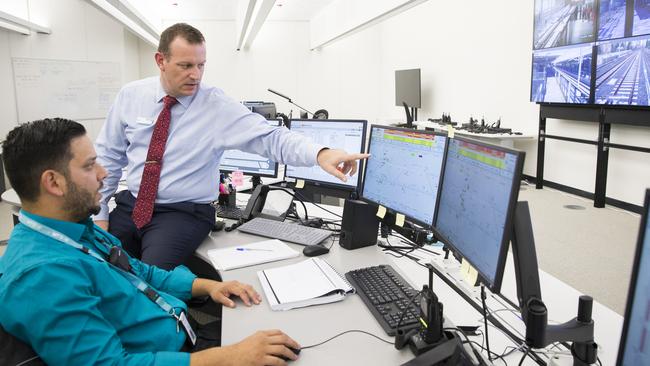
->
<box><xmin>154</xmin><ymin>351</ymin><xmax>190</xmax><ymax>366</ymax></box>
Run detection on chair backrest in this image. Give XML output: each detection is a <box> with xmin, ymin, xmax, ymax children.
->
<box><xmin>0</xmin><ymin>325</ymin><xmax>45</xmax><ymax>366</ymax></box>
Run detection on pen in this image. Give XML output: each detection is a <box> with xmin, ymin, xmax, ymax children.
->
<box><xmin>236</xmin><ymin>248</ymin><xmax>273</xmax><ymax>252</ymax></box>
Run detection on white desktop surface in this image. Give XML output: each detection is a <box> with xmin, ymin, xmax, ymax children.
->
<box><xmin>196</xmin><ymin>197</ymin><xmax>623</xmax><ymax>366</ymax></box>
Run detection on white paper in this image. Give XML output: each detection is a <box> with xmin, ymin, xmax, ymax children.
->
<box><xmin>207</xmin><ymin>239</ymin><xmax>299</xmax><ymax>271</ymax></box>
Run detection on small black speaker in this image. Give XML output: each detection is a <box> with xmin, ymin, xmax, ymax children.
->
<box><xmin>339</xmin><ymin>199</ymin><xmax>379</xmax><ymax>250</ymax></box>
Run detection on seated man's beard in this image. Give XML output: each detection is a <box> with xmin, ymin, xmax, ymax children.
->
<box><xmin>62</xmin><ymin>182</ymin><xmax>101</xmax><ymax>221</ymax></box>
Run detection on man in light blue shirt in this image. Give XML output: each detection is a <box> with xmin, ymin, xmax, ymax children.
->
<box><xmin>95</xmin><ymin>23</ymin><xmax>368</xmax><ymax>270</ymax></box>
<box><xmin>0</xmin><ymin>118</ymin><xmax>301</xmax><ymax>365</ymax></box>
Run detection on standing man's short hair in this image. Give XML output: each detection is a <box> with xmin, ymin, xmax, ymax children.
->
<box><xmin>2</xmin><ymin>118</ymin><xmax>86</xmax><ymax>202</ymax></box>
<box><xmin>158</xmin><ymin>23</ymin><xmax>205</xmax><ymax>59</ymax></box>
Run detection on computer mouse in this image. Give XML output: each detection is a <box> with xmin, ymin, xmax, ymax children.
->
<box><xmin>279</xmin><ymin>347</ymin><xmax>301</xmax><ymax>361</ymax></box>
<box><xmin>212</xmin><ymin>221</ymin><xmax>226</xmax><ymax>232</ymax></box>
<box><xmin>302</xmin><ymin>245</ymin><xmax>329</xmax><ymax>257</ymax></box>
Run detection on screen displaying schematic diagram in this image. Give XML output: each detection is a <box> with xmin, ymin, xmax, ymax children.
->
<box><xmin>434</xmin><ymin>138</ymin><xmax>521</xmax><ymax>286</ymax></box>
<box><xmin>285</xmin><ymin>120</ymin><xmax>366</xmax><ymax>189</ymax></box>
<box><xmin>620</xmin><ymin>201</ymin><xmax>650</xmax><ymax>366</ymax></box>
<box><xmin>362</xmin><ymin>126</ymin><xmax>447</xmax><ymax>226</ymax></box>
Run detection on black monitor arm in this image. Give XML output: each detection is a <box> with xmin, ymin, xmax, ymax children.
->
<box><xmin>512</xmin><ymin>202</ymin><xmax>598</xmax><ymax>365</ymax></box>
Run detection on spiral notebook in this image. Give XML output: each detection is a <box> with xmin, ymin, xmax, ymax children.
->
<box><xmin>257</xmin><ymin>257</ymin><xmax>355</xmax><ymax>311</ymax></box>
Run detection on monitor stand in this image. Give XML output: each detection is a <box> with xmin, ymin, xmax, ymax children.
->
<box><xmin>396</xmin><ymin>101</ymin><xmax>417</xmax><ymax>129</ymax></box>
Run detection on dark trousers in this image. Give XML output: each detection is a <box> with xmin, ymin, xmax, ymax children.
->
<box><xmin>109</xmin><ymin>191</ymin><xmax>215</xmax><ymax>270</ymax></box>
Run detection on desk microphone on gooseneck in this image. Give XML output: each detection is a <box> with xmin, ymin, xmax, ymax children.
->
<box><xmin>267</xmin><ymin>88</ymin><xmax>314</xmax><ymax>117</ymax></box>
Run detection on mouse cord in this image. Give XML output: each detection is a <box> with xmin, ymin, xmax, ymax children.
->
<box><xmin>301</xmin><ymin>329</ymin><xmax>393</xmax><ymax>349</ymax></box>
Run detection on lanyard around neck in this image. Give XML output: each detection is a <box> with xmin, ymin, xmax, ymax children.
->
<box><xmin>18</xmin><ymin>212</ymin><xmax>179</xmax><ymax>318</ymax></box>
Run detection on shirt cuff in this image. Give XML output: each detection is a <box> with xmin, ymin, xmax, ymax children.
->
<box><xmin>171</xmin><ymin>265</ymin><xmax>198</xmax><ymax>300</ymax></box>
<box><xmin>308</xmin><ymin>144</ymin><xmax>328</xmax><ymax>166</ymax></box>
<box><xmin>154</xmin><ymin>351</ymin><xmax>190</xmax><ymax>366</ymax></box>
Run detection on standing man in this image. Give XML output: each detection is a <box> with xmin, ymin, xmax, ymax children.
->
<box><xmin>95</xmin><ymin>23</ymin><xmax>367</xmax><ymax>270</ymax></box>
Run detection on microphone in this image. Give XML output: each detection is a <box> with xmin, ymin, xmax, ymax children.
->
<box><xmin>267</xmin><ymin>88</ymin><xmax>291</xmax><ymax>102</ymax></box>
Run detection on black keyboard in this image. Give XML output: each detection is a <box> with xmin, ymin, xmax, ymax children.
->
<box><xmin>345</xmin><ymin>264</ymin><xmax>421</xmax><ymax>336</ymax></box>
<box><xmin>216</xmin><ymin>205</ymin><xmax>243</xmax><ymax>220</ymax></box>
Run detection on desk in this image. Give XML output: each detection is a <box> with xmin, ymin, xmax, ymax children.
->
<box><xmin>195</xmin><ymin>198</ymin><xmax>623</xmax><ymax>366</ymax></box>
<box><xmin>413</xmin><ymin>121</ymin><xmax>536</xmax><ymax>148</ymax></box>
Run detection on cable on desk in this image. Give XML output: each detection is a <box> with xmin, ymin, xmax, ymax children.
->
<box><xmin>293</xmin><ymin>190</ymin><xmax>343</xmax><ymax>219</ymax></box>
<box><xmin>300</xmin><ymin>329</ymin><xmax>393</xmax><ymax>349</ymax></box>
<box><xmin>518</xmin><ymin>346</ymin><xmax>532</xmax><ymax>366</ymax></box>
<box><xmin>463</xmin><ymin>340</ymin><xmax>507</xmax><ymax>366</ymax></box>
<box><xmin>480</xmin><ymin>285</ymin><xmax>493</xmax><ymax>362</ymax></box>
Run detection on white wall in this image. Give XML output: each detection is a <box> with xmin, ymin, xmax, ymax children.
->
<box><xmin>166</xmin><ymin>1</ymin><xmax>650</xmax><ymax>206</ymax></box>
<box><xmin>0</xmin><ymin>0</ymin><xmax>144</xmax><ymax>141</ymax></box>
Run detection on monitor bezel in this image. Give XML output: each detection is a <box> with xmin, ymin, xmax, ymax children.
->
<box><xmin>219</xmin><ymin>119</ymin><xmax>282</xmax><ymax>178</ymax></box>
<box><xmin>431</xmin><ymin>136</ymin><xmax>525</xmax><ymax>293</ymax></box>
<box><xmin>615</xmin><ymin>189</ymin><xmax>650</xmax><ymax>366</ymax></box>
<box><xmin>284</xmin><ymin>119</ymin><xmax>368</xmax><ymax>192</ymax></box>
<box><xmin>360</xmin><ymin>124</ymin><xmax>448</xmax><ymax>228</ymax></box>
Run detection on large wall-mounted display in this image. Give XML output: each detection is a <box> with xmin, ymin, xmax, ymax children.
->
<box><xmin>531</xmin><ymin>0</ymin><xmax>650</xmax><ymax>107</ymax></box>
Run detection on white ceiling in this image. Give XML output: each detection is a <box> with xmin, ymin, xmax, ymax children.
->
<box><xmin>137</xmin><ymin>0</ymin><xmax>333</xmax><ymax>23</ymax></box>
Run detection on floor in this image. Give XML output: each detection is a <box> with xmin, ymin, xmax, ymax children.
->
<box><xmin>0</xmin><ymin>185</ymin><xmax>640</xmax><ymax>315</ymax></box>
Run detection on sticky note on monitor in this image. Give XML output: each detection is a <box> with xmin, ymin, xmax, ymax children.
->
<box><xmin>230</xmin><ymin>171</ymin><xmax>244</xmax><ymax>187</ymax></box>
<box><xmin>395</xmin><ymin>213</ymin><xmax>405</xmax><ymax>227</ymax></box>
<box><xmin>295</xmin><ymin>179</ymin><xmax>305</xmax><ymax>189</ymax></box>
<box><xmin>466</xmin><ymin>265</ymin><xmax>479</xmax><ymax>286</ymax></box>
<box><xmin>376</xmin><ymin>205</ymin><xmax>386</xmax><ymax>219</ymax></box>
<box><xmin>447</xmin><ymin>124</ymin><xmax>455</xmax><ymax>139</ymax></box>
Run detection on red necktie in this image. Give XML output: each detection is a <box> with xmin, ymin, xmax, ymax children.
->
<box><xmin>132</xmin><ymin>95</ymin><xmax>178</xmax><ymax>229</ymax></box>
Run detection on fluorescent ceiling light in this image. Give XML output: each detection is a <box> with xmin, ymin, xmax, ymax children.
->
<box><xmin>237</xmin><ymin>0</ymin><xmax>257</xmax><ymax>51</ymax></box>
<box><xmin>87</xmin><ymin>0</ymin><xmax>159</xmax><ymax>47</ymax></box>
<box><xmin>0</xmin><ymin>19</ymin><xmax>30</xmax><ymax>35</ymax></box>
<box><xmin>243</xmin><ymin>0</ymin><xmax>275</xmax><ymax>50</ymax></box>
<box><xmin>0</xmin><ymin>10</ymin><xmax>51</xmax><ymax>34</ymax></box>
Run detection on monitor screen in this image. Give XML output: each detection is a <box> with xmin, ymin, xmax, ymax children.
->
<box><xmin>533</xmin><ymin>0</ymin><xmax>596</xmax><ymax>50</ymax></box>
<box><xmin>220</xmin><ymin>119</ymin><xmax>281</xmax><ymax>178</ymax></box>
<box><xmin>531</xmin><ymin>44</ymin><xmax>593</xmax><ymax>104</ymax></box>
<box><xmin>617</xmin><ymin>189</ymin><xmax>650</xmax><ymax>366</ymax></box>
<box><xmin>395</xmin><ymin>69</ymin><xmax>421</xmax><ymax>108</ymax></box>
<box><xmin>285</xmin><ymin>119</ymin><xmax>367</xmax><ymax>191</ymax></box>
<box><xmin>433</xmin><ymin>137</ymin><xmax>524</xmax><ymax>292</ymax></box>
<box><xmin>595</xmin><ymin>35</ymin><xmax>650</xmax><ymax>106</ymax></box>
<box><xmin>361</xmin><ymin>126</ymin><xmax>447</xmax><ymax>227</ymax></box>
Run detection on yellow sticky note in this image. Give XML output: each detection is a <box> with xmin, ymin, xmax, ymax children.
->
<box><xmin>395</xmin><ymin>213</ymin><xmax>405</xmax><ymax>227</ymax></box>
<box><xmin>376</xmin><ymin>205</ymin><xmax>386</xmax><ymax>219</ymax></box>
<box><xmin>447</xmin><ymin>124</ymin><xmax>455</xmax><ymax>138</ymax></box>
<box><xmin>295</xmin><ymin>179</ymin><xmax>305</xmax><ymax>189</ymax></box>
<box><xmin>467</xmin><ymin>265</ymin><xmax>479</xmax><ymax>286</ymax></box>
<box><xmin>460</xmin><ymin>258</ymin><xmax>470</xmax><ymax>281</ymax></box>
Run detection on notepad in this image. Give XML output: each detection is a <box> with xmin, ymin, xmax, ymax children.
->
<box><xmin>207</xmin><ymin>239</ymin><xmax>300</xmax><ymax>271</ymax></box>
<box><xmin>257</xmin><ymin>257</ymin><xmax>355</xmax><ymax>311</ymax></box>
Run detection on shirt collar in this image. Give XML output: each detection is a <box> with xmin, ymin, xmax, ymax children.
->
<box><xmin>156</xmin><ymin>78</ymin><xmax>196</xmax><ymax>109</ymax></box>
<box><xmin>20</xmin><ymin>210</ymin><xmax>94</xmax><ymax>243</ymax></box>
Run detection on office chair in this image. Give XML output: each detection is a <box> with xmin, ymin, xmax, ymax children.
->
<box><xmin>0</xmin><ymin>325</ymin><xmax>44</xmax><ymax>365</ymax></box>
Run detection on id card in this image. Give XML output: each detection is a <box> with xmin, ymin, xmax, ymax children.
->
<box><xmin>179</xmin><ymin>311</ymin><xmax>197</xmax><ymax>346</ymax></box>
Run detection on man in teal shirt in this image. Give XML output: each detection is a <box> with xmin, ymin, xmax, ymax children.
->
<box><xmin>0</xmin><ymin>118</ymin><xmax>300</xmax><ymax>365</ymax></box>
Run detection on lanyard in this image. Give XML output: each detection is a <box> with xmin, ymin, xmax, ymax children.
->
<box><xmin>18</xmin><ymin>212</ymin><xmax>179</xmax><ymax>320</ymax></box>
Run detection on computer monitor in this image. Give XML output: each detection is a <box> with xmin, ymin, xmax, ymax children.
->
<box><xmin>243</xmin><ymin>101</ymin><xmax>277</xmax><ymax>119</ymax></box>
<box><xmin>616</xmin><ymin>189</ymin><xmax>650</xmax><ymax>366</ymax></box>
<box><xmin>219</xmin><ymin>119</ymin><xmax>281</xmax><ymax>178</ymax></box>
<box><xmin>361</xmin><ymin>125</ymin><xmax>447</xmax><ymax>228</ymax></box>
<box><xmin>395</xmin><ymin>69</ymin><xmax>421</xmax><ymax>108</ymax></box>
<box><xmin>285</xmin><ymin>119</ymin><xmax>367</xmax><ymax>193</ymax></box>
<box><xmin>433</xmin><ymin>137</ymin><xmax>524</xmax><ymax>292</ymax></box>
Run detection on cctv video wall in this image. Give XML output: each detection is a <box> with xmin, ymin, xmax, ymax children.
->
<box><xmin>531</xmin><ymin>0</ymin><xmax>650</xmax><ymax>107</ymax></box>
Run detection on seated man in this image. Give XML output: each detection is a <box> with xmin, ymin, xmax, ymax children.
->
<box><xmin>0</xmin><ymin>118</ymin><xmax>300</xmax><ymax>365</ymax></box>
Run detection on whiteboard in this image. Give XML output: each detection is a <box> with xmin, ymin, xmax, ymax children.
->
<box><xmin>12</xmin><ymin>58</ymin><xmax>121</xmax><ymax>122</ymax></box>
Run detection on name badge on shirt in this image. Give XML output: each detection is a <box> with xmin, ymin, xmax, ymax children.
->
<box><xmin>179</xmin><ymin>311</ymin><xmax>197</xmax><ymax>346</ymax></box>
<box><xmin>136</xmin><ymin>117</ymin><xmax>154</xmax><ymax>125</ymax></box>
